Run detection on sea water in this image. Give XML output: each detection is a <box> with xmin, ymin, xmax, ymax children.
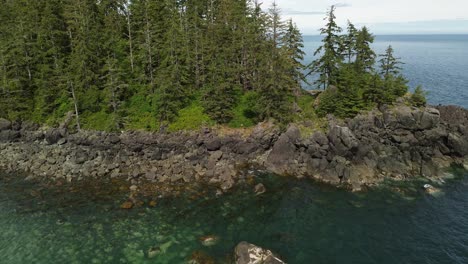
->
<box><xmin>1</xmin><ymin>170</ymin><xmax>467</xmax><ymax>264</ymax></box>
<box><xmin>303</xmin><ymin>34</ymin><xmax>468</xmax><ymax>108</ymax></box>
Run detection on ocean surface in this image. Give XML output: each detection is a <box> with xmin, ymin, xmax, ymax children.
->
<box><xmin>1</xmin><ymin>169</ymin><xmax>468</xmax><ymax>264</ymax></box>
<box><xmin>302</xmin><ymin>35</ymin><xmax>468</xmax><ymax>108</ymax></box>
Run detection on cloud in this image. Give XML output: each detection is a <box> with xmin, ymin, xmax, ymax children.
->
<box><xmin>334</xmin><ymin>3</ymin><xmax>352</xmax><ymax>8</ymax></box>
<box><xmin>282</xmin><ymin>8</ymin><xmax>324</xmax><ymax>15</ymax></box>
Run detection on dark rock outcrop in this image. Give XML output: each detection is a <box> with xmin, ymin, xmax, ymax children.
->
<box><xmin>0</xmin><ymin>104</ymin><xmax>467</xmax><ymax>192</ymax></box>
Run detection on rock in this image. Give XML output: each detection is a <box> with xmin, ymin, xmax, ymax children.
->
<box><xmin>234</xmin><ymin>242</ymin><xmax>285</xmax><ymax>264</ymax></box>
<box><xmin>0</xmin><ymin>130</ymin><xmax>20</xmax><ymax>141</ymax></box>
<box><xmin>447</xmin><ymin>133</ymin><xmax>468</xmax><ymax>156</ymax></box>
<box><xmin>265</xmin><ymin>125</ymin><xmax>300</xmax><ymax>174</ymax></box>
<box><xmin>188</xmin><ymin>251</ymin><xmax>215</xmax><ymax>264</ymax></box>
<box><xmin>419</xmin><ymin>108</ymin><xmax>440</xmax><ymax>130</ymax></box>
<box><xmin>254</xmin><ymin>183</ymin><xmax>266</xmax><ymax>195</ymax></box>
<box><xmin>147</xmin><ymin>246</ymin><xmax>161</xmax><ymax>259</ymax></box>
<box><xmin>120</xmin><ymin>201</ymin><xmax>133</xmax><ymax>209</ymax></box>
<box><xmin>205</xmin><ymin>138</ymin><xmax>221</xmax><ymax>151</ymax></box>
<box><xmin>328</xmin><ymin>126</ymin><xmax>358</xmax><ymax>156</ymax></box>
<box><xmin>423</xmin><ymin>184</ymin><xmax>440</xmax><ymax>194</ymax></box>
<box><xmin>129</xmin><ymin>185</ymin><xmax>138</xmax><ymax>192</ymax></box>
<box><xmin>0</xmin><ymin>118</ymin><xmax>11</xmax><ymax>131</ymax></box>
<box><xmin>199</xmin><ymin>235</ymin><xmax>219</xmax><ymax>247</ymax></box>
<box><xmin>57</xmin><ymin>138</ymin><xmax>67</xmax><ymax>145</ymax></box>
<box><xmin>235</xmin><ymin>142</ymin><xmax>259</xmax><ymax>155</ymax></box>
<box><xmin>210</xmin><ymin>150</ymin><xmax>223</xmax><ymax>162</ymax></box>
<box><xmin>45</xmin><ymin>129</ymin><xmax>63</xmax><ymax>145</ymax></box>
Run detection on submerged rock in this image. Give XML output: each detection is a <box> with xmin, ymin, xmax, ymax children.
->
<box><xmin>423</xmin><ymin>184</ymin><xmax>440</xmax><ymax>194</ymax></box>
<box><xmin>188</xmin><ymin>250</ymin><xmax>215</xmax><ymax>264</ymax></box>
<box><xmin>199</xmin><ymin>235</ymin><xmax>219</xmax><ymax>247</ymax></box>
<box><xmin>254</xmin><ymin>183</ymin><xmax>266</xmax><ymax>195</ymax></box>
<box><xmin>234</xmin><ymin>241</ymin><xmax>286</xmax><ymax>264</ymax></box>
<box><xmin>120</xmin><ymin>201</ymin><xmax>133</xmax><ymax>209</ymax></box>
<box><xmin>147</xmin><ymin>246</ymin><xmax>161</xmax><ymax>259</ymax></box>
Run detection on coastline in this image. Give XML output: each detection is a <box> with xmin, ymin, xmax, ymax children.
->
<box><xmin>1</xmin><ymin>103</ymin><xmax>467</xmax><ymax>194</ymax></box>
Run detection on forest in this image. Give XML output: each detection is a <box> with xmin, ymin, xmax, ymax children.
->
<box><xmin>0</xmin><ymin>1</ymin><xmax>425</xmax><ymax>131</ymax></box>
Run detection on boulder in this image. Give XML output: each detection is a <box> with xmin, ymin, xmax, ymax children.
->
<box><xmin>447</xmin><ymin>133</ymin><xmax>468</xmax><ymax>156</ymax></box>
<box><xmin>45</xmin><ymin>129</ymin><xmax>64</xmax><ymax>145</ymax></box>
<box><xmin>205</xmin><ymin>138</ymin><xmax>221</xmax><ymax>151</ymax></box>
<box><xmin>328</xmin><ymin>126</ymin><xmax>358</xmax><ymax>156</ymax></box>
<box><xmin>0</xmin><ymin>118</ymin><xmax>12</xmax><ymax>131</ymax></box>
<box><xmin>0</xmin><ymin>130</ymin><xmax>20</xmax><ymax>141</ymax></box>
<box><xmin>419</xmin><ymin>108</ymin><xmax>440</xmax><ymax>130</ymax></box>
<box><xmin>234</xmin><ymin>242</ymin><xmax>285</xmax><ymax>264</ymax></box>
<box><xmin>265</xmin><ymin>125</ymin><xmax>300</xmax><ymax>174</ymax></box>
<box><xmin>254</xmin><ymin>183</ymin><xmax>266</xmax><ymax>195</ymax></box>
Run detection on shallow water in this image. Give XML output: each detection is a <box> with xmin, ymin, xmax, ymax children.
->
<box><xmin>1</xmin><ymin>170</ymin><xmax>468</xmax><ymax>264</ymax></box>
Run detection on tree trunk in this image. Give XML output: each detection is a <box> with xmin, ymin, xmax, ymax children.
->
<box><xmin>69</xmin><ymin>81</ymin><xmax>81</xmax><ymax>131</ymax></box>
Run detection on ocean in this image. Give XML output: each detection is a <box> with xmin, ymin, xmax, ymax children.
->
<box><xmin>1</xmin><ymin>170</ymin><xmax>467</xmax><ymax>263</ymax></box>
<box><xmin>302</xmin><ymin>35</ymin><xmax>468</xmax><ymax>108</ymax></box>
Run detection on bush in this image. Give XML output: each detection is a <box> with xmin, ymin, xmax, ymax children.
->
<box><xmin>228</xmin><ymin>91</ymin><xmax>258</xmax><ymax>128</ymax></box>
<box><xmin>411</xmin><ymin>86</ymin><xmax>427</xmax><ymax>107</ymax></box>
<box><xmin>169</xmin><ymin>101</ymin><xmax>215</xmax><ymax>131</ymax></box>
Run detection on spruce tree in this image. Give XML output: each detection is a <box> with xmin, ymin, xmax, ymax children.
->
<box><xmin>354</xmin><ymin>26</ymin><xmax>376</xmax><ymax>73</ymax></box>
<box><xmin>308</xmin><ymin>5</ymin><xmax>343</xmax><ymax>89</ymax></box>
<box><xmin>379</xmin><ymin>45</ymin><xmax>403</xmax><ymax>77</ymax></box>
<box><xmin>282</xmin><ymin>19</ymin><xmax>306</xmax><ymax>98</ymax></box>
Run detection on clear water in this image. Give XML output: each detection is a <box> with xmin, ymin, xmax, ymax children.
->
<box><xmin>1</xmin><ymin>170</ymin><xmax>468</xmax><ymax>264</ymax></box>
<box><xmin>303</xmin><ymin>35</ymin><xmax>468</xmax><ymax>108</ymax></box>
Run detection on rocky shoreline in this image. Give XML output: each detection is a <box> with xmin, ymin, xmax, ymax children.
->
<box><xmin>1</xmin><ymin>104</ymin><xmax>467</xmax><ymax>193</ymax></box>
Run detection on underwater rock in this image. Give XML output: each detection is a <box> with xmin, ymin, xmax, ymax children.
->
<box><xmin>199</xmin><ymin>235</ymin><xmax>219</xmax><ymax>247</ymax></box>
<box><xmin>254</xmin><ymin>183</ymin><xmax>266</xmax><ymax>195</ymax></box>
<box><xmin>120</xmin><ymin>201</ymin><xmax>133</xmax><ymax>209</ymax></box>
<box><xmin>188</xmin><ymin>250</ymin><xmax>215</xmax><ymax>264</ymax></box>
<box><xmin>423</xmin><ymin>184</ymin><xmax>440</xmax><ymax>194</ymax></box>
<box><xmin>235</xmin><ymin>241</ymin><xmax>286</xmax><ymax>264</ymax></box>
<box><xmin>147</xmin><ymin>246</ymin><xmax>161</xmax><ymax>259</ymax></box>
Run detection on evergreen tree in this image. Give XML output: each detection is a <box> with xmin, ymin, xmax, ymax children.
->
<box><xmin>354</xmin><ymin>26</ymin><xmax>376</xmax><ymax>73</ymax></box>
<box><xmin>341</xmin><ymin>20</ymin><xmax>358</xmax><ymax>64</ymax></box>
<box><xmin>411</xmin><ymin>86</ymin><xmax>427</xmax><ymax>107</ymax></box>
<box><xmin>308</xmin><ymin>5</ymin><xmax>343</xmax><ymax>89</ymax></box>
<box><xmin>156</xmin><ymin>0</ymin><xmax>190</xmax><ymax>124</ymax></box>
<box><xmin>379</xmin><ymin>45</ymin><xmax>403</xmax><ymax>77</ymax></box>
<box><xmin>282</xmin><ymin>19</ymin><xmax>306</xmax><ymax>97</ymax></box>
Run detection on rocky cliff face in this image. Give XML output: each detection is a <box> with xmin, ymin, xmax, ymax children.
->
<box><xmin>0</xmin><ymin>104</ymin><xmax>467</xmax><ymax>191</ymax></box>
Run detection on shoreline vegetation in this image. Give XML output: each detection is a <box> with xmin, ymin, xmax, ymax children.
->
<box><xmin>1</xmin><ymin>2</ymin><xmax>426</xmax><ymax>132</ymax></box>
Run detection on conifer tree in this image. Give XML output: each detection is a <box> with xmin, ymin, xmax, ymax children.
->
<box><xmin>341</xmin><ymin>21</ymin><xmax>358</xmax><ymax>63</ymax></box>
<box><xmin>308</xmin><ymin>5</ymin><xmax>343</xmax><ymax>89</ymax></box>
<box><xmin>379</xmin><ymin>45</ymin><xmax>403</xmax><ymax>77</ymax></box>
<box><xmin>282</xmin><ymin>19</ymin><xmax>306</xmax><ymax>97</ymax></box>
<box><xmin>354</xmin><ymin>26</ymin><xmax>376</xmax><ymax>73</ymax></box>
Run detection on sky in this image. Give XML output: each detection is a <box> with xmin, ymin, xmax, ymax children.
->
<box><xmin>262</xmin><ymin>0</ymin><xmax>468</xmax><ymax>35</ymax></box>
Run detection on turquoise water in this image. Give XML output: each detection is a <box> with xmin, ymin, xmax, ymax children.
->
<box><xmin>1</xmin><ymin>170</ymin><xmax>468</xmax><ymax>264</ymax></box>
<box><xmin>303</xmin><ymin>35</ymin><xmax>468</xmax><ymax>108</ymax></box>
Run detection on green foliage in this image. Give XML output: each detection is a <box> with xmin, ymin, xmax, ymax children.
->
<box><xmin>169</xmin><ymin>101</ymin><xmax>215</xmax><ymax>132</ymax></box>
<box><xmin>411</xmin><ymin>86</ymin><xmax>427</xmax><ymax>107</ymax></box>
<box><xmin>228</xmin><ymin>92</ymin><xmax>258</xmax><ymax>128</ymax></box>
<box><xmin>121</xmin><ymin>94</ymin><xmax>158</xmax><ymax>131</ymax></box>
<box><xmin>82</xmin><ymin>111</ymin><xmax>119</xmax><ymax>132</ymax></box>
<box><xmin>310</xmin><ymin>7</ymin><xmax>413</xmax><ymax>119</ymax></box>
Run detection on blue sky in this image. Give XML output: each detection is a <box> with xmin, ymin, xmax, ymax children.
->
<box><xmin>262</xmin><ymin>0</ymin><xmax>468</xmax><ymax>35</ymax></box>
